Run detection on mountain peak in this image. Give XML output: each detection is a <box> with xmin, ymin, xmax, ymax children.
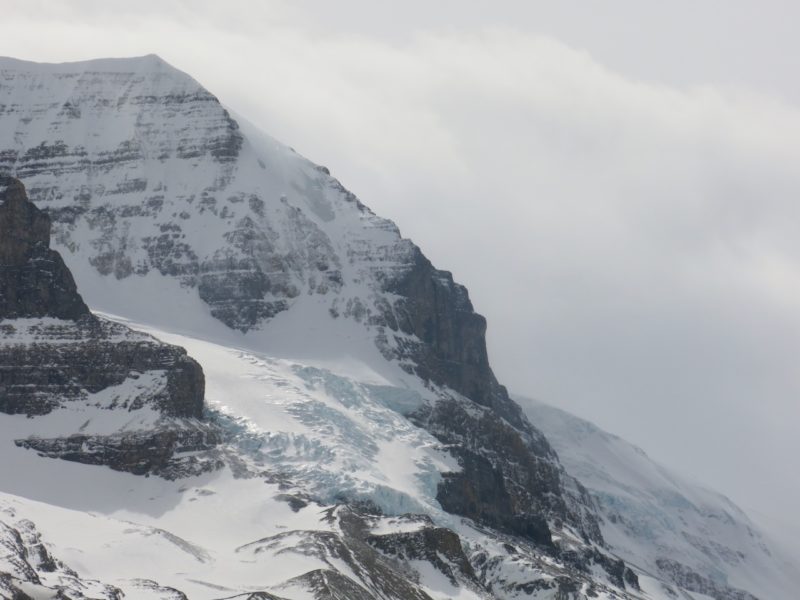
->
<box><xmin>0</xmin><ymin>53</ymin><xmax>191</xmax><ymax>81</ymax></box>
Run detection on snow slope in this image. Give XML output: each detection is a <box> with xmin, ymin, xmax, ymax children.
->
<box><xmin>519</xmin><ymin>396</ymin><xmax>800</xmax><ymax>600</ymax></box>
<box><xmin>0</xmin><ymin>53</ymin><xmax>417</xmax><ymax>357</ymax></box>
<box><xmin>0</xmin><ymin>317</ymin><xmax>661</xmax><ymax>600</ymax></box>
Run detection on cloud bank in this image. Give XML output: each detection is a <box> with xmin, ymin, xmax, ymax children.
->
<box><xmin>2</xmin><ymin>2</ymin><xmax>799</xmax><ymax>542</ymax></box>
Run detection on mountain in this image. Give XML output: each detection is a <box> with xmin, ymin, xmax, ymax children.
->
<box><xmin>0</xmin><ymin>177</ymin><xmax>641</xmax><ymax>600</ymax></box>
<box><xmin>0</xmin><ymin>54</ymin><xmax>793</xmax><ymax>599</ymax></box>
<box><xmin>520</xmin><ymin>397</ymin><xmax>800</xmax><ymax>600</ymax></box>
<box><xmin>0</xmin><ymin>53</ymin><xmax>599</xmax><ymax>546</ymax></box>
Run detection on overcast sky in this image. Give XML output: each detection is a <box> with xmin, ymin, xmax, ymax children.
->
<box><xmin>2</xmin><ymin>0</ymin><xmax>799</xmax><ymax>549</ymax></box>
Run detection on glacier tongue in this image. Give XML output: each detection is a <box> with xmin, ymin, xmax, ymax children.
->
<box><xmin>0</xmin><ymin>317</ymin><xmax>650</xmax><ymax>600</ymax></box>
<box><xmin>135</xmin><ymin>320</ymin><xmax>455</xmax><ymax>516</ymax></box>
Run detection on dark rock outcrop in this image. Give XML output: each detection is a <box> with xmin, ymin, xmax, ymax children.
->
<box><xmin>382</xmin><ymin>248</ymin><xmax>603</xmax><ymax>546</ymax></box>
<box><xmin>16</xmin><ymin>425</ymin><xmax>222</xmax><ymax>479</ymax></box>
<box><xmin>129</xmin><ymin>580</ymin><xmax>189</xmax><ymax>600</ymax></box>
<box><xmin>656</xmin><ymin>558</ymin><xmax>759</xmax><ymax>600</ymax></box>
<box><xmin>0</xmin><ymin>175</ymin><xmax>89</xmax><ymax>320</ymax></box>
<box><xmin>0</xmin><ymin>317</ymin><xmax>205</xmax><ymax>418</ymax></box>
<box><xmin>418</xmin><ymin>398</ymin><xmax>559</xmax><ymax>547</ymax></box>
<box><xmin>216</xmin><ymin>593</ymin><xmax>290</xmax><ymax>600</ymax></box>
<box><xmin>386</xmin><ymin>247</ymin><xmax>524</xmax><ymax>428</ymax></box>
<box><xmin>282</xmin><ymin>570</ymin><xmax>378</xmax><ymax>600</ymax></box>
<box><xmin>0</xmin><ymin>177</ymin><xmax>214</xmax><ymax>477</ymax></box>
<box><xmin>561</xmin><ymin>548</ymin><xmax>640</xmax><ymax>591</ymax></box>
<box><xmin>366</xmin><ymin>526</ymin><xmax>478</xmax><ymax>586</ymax></box>
<box><xmin>238</xmin><ymin>506</ymin><xmax>448</xmax><ymax>600</ymax></box>
<box><xmin>410</xmin><ymin>394</ymin><xmax>602</xmax><ymax>547</ymax></box>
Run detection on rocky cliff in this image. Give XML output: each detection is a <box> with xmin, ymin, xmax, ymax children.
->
<box><xmin>0</xmin><ymin>175</ymin><xmax>88</xmax><ymax>320</ymax></box>
<box><xmin>0</xmin><ymin>176</ymin><xmax>215</xmax><ymax>476</ymax></box>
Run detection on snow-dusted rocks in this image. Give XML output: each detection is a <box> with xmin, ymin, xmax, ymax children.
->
<box><xmin>0</xmin><ymin>508</ymin><xmax>124</xmax><ymax>599</ymax></box>
<box><xmin>0</xmin><ymin>177</ymin><xmax>214</xmax><ymax>476</ymax></box>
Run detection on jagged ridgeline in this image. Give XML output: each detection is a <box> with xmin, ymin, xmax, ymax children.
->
<box><xmin>0</xmin><ymin>175</ymin><xmax>217</xmax><ymax>476</ymax></box>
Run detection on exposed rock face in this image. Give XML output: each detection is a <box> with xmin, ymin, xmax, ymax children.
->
<box><xmin>366</xmin><ymin>526</ymin><xmax>478</xmax><ymax>585</ymax></box>
<box><xmin>0</xmin><ymin>175</ymin><xmax>89</xmax><ymax>320</ymax></box>
<box><xmin>15</xmin><ymin>424</ymin><xmax>221</xmax><ymax>478</ymax></box>
<box><xmin>0</xmin><ymin>511</ymin><xmax>124</xmax><ymax>599</ymax></box>
<box><xmin>224</xmin><ymin>593</ymin><xmax>290</xmax><ymax>600</ymax></box>
<box><xmin>384</xmin><ymin>248</ymin><xmax>522</xmax><ymax>427</ymax></box>
<box><xmin>237</xmin><ymin>507</ymin><xmax>439</xmax><ymax>600</ymax></box>
<box><xmin>375</xmin><ymin>244</ymin><xmax>607</xmax><ymax>546</ymax></box>
<box><xmin>656</xmin><ymin>558</ymin><xmax>759</xmax><ymax>600</ymax></box>
<box><xmin>561</xmin><ymin>548</ymin><xmax>640</xmax><ymax>591</ymax></box>
<box><xmin>0</xmin><ymin>177</ymin><xmax>214</xmax><ymax>477</ymax></box>
<box><xmin>0</xmin><ymin>317</ymin><xmax>205</xmax><ymax>418</ymax></box>
<box><xmin>412</xmin><ymin>396</ymin><xmax>602</xmax><ymax>547</ymax></box>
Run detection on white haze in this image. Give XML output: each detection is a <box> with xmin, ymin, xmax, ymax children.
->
<box><xmin>2</xmin><ymin>1</ymin><xmax>799</xmax><ymax>551</ymax></box>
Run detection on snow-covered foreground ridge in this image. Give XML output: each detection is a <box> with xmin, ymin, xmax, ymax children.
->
<box><xmin>0</xmin><ymin>315</ymin><xmax>793</xmax><ymax>600</ymax></box>
<box><xmin>0</xmin><ymin>318</ymin><xmax>707</xmax><ymax>600</ymax></box>
<box><xmin>0</xmin><ymin>55</ymin><xmax>795</xmax><ymax>599</ymax></box>
<box><xmin>0</xmin><ymin>294</ymin><xmax>646</xmax><ymax>600</ymax></box>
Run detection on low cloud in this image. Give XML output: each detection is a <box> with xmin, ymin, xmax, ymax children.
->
<box><xmin>2</xmin><ymin>4</ymin><xmax>799</xmax><ymax>532</ymax></box>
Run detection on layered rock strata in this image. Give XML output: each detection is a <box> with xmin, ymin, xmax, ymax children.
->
<box><xmin>0</xmin><ymin>176</ymin><xmax>215</xmax><ymax>477</ymax></box>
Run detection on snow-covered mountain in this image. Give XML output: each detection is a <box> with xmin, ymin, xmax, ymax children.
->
<box><xmin>0</xmin><ymin>179</ymin><xmax>644</xmax><ymax>598</ymax></box>
<box><xmin>520</xmin><ymin>397</ymin><xmax>800</xmax><ymax>600</ymax></box>
<box><xmin>0</xmin><ymin>53</ymin><xmax>600</xmax><ymax>546</ymax></box>
<box><xmin>0</xmin><ymin>55</ymin><xmax>794</xmax><ymax>600</ymax></box>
